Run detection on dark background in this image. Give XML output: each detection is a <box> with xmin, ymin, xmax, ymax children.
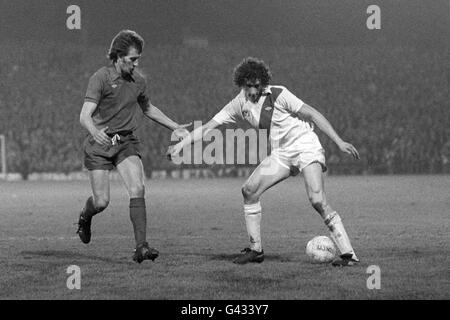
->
<box><xmin>0</xmin><ymin>0</ymin><xmax>449</xmax><ymax>178</ymax></box>
<box><xmin>1</xmin><ymin>0</ymin><xmax>449</xmax><ymax>46</ymax></box>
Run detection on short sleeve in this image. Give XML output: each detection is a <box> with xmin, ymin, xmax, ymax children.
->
<box><xmin>84</xmin><ymin>71</ymin><xmax>104</xmax><ymax>104</ymax></box>
<box><xmin>212</xmin><ymin>93</ymin><xmax>244</xmax><ymax>125</ymax></box>
<box><xmin>277</xmin><ymin>87</ymin><xmax>305</xmax><ymax>114</ymax></box>
<box><xmin>137</xmin><ymin>78</ymin><xmax>150</xmax><ymax>111</ymax></box>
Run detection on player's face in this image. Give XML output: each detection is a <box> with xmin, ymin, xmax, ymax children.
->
<box><xmin>243</xmin><ymin>79</ymin><xmax>263</xmax><ymax>103</ymax></box>
<box><xmin>117</xmin><ymin>47</ymin><xmax>141</xmax><ymax>76</ymax></box>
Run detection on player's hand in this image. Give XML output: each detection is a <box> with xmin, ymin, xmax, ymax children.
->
<box><xmin>166</xmin><ymin>144</ymin><xmax>181</xmax><ymax>161</ymax></box>
<box><xmin>92</xmin><ymin>127</ymin><xmax>111</xmax><ymax>146</ymax></box>
<box><xmin>172</xmin><ymin>123</ymin><xmax>192</xmax><ymax>140</ymax></box>
<box><xmin>338</xmin><ymin>141</ymin><xmax>360</xmax><ymax>160</ymax></box>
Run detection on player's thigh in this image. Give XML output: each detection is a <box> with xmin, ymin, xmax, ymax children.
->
<box><xmin>243</xmin><ymin>155</ymin><xmax>291</xmax><ymax>199</ymax></box>
<box><xmin>116</xmin><ymin>155</ymin><xmax>146</xmax><ymax>197</ymax></box>
<box><xmin>302</xmin><ymin>162</ymin><xmax>326</xmax><ymax>203</ymax></box>
<box><xmin>88</xmin><ymin>169</ymin><xmax>111</xmax><ymax>205</ymax></box>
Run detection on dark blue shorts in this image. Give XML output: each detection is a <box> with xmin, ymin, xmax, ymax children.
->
<box><xmin>83</xmin><ymin>133</ymin><xmax>141</xmax><ymax>171</ymax></box>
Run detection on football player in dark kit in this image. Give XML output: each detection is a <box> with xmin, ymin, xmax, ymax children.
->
<box><xmin>77</xmin><ymin>30</ymin><xmax>189</xmax><ymax>263</ymax></box>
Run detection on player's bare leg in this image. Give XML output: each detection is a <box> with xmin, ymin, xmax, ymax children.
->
<box><xmin>234</xmin><ymin>156</ymin><xmax>291</xmax><ymax>264</ymax></box>
<box><xmin>116</xmin><ymin>155</ymin><xmax>158</xmax><ymax>263</ymax></box>
<box><xmin>302</xmin><ymin>162</ymin><xmax>359</xmax><ymax>266</ymax></box>
<box><xmin>77</xmin><ymin>170</ymin><xmax>110</xmax><ymax>244</ymax></box>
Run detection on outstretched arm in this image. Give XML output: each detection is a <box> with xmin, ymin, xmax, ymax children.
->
<box><xmin>142</xmin><ymin>103</ymin><xmax>191</xmax><ymax>139</ymax></box>
<box><xmin>166</xmin><ymin>119</ymin><xmax>220</xmax><ymax>161</ymax></box>
<box><xmin>166</xmin><ymin>93</ymin><xmax>240</xmax><ymax>161</ymax></box>
<box><xmin>143</xmin><ymin>103</ymin><xmax>188</xmax><ymax>130</ymax></box>
<box><xmin>298</xmin><ymin>104</ymin><xmax>360</xmax><ymax>159</ymax></box>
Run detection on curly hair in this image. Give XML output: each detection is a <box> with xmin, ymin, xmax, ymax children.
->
<box><xmin>107</xmin><ymin>30</ymin><xmax>144</xmax><ymax>62</ymax></box>
<box><xmin>233</xmin><ymin>57</ymin><xmax>272</xmax><ymax>87</ymax></box>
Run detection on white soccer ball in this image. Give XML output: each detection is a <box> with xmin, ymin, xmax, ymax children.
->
<box><xmin>306</xmin><ymin>236</ymin><xmax>337</xmax><ymax>263</ymax></box>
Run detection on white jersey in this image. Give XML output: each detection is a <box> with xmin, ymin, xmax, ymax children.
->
<box><xmin>212</xmin><ymin>85</ymin><xmax>318</xmax><ymax>152</ymax></box>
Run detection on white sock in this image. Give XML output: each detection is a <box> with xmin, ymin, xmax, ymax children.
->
<box><xmin>244</xmin><ymin>202</ymin><xmax>262</xmax><ymax>252</ymax></box>
<box><xmin>324</xmin><ymin>212</ymin><xmax>357</xmax><ymax>259</ymax></box>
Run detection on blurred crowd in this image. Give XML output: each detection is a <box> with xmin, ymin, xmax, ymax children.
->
<box><xmin>0</xmin><ymin>41</ymin><xmax>448</xmax><ymax>178</ymax></box>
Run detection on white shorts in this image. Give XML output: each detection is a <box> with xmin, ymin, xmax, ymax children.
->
<box><xmin>270</xmin><ymin>132</ymin><xmax>327</xmax><ymax>176</ymax></box>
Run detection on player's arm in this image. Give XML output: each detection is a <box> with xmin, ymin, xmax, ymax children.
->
<box><xmin>143</xmin><ymin>102</ymin><xmax>183</xmax><ymax>131</ymax></box>
<box><xmin>166</xmin><ymin>119</ymin><xmax>220</xmax><ymax>161</ymax></box>
<box><xmin>298</xmin><ymin>104</ymin><xmax>360</xmax><ymax>159</ymax></box>
<box><xmin>79</xmin><ymin>101</ymin><xmax>110</xmax><ymax>146</ymax></box>
<box><xmin>142</xmin><ymin>102</ymin><xmax>191</xmax><ymax>139</ymax></box>
<box><xmin>166</xmin><ymin>93</ymin><xmax>241</xmax><ymax>160</ymax></box>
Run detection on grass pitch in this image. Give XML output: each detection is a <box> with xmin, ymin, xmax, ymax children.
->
<box><xmin>0</xmin><ymin>175</ymin><xmax>449</xmax><ymax>299</ymax></box>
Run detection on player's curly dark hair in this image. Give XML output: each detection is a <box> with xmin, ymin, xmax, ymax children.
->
<box><xmin>107</xmin><ymin>30</ymin><xmax>144</xmax><ymax>62</ymax></box>
<box><xmin>233</xmin><ymin>57</ymin><xmax>272</xmax><ymax>87</ymax></box>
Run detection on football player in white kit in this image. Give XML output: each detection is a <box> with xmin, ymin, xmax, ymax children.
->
<box><xmin>167</xmin><ymin>57</ymin><xmax>360</xmax><ymax>266</ymax></box>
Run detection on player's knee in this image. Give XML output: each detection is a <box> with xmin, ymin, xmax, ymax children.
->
<box><xmin>129</xmin><ymin>184</ymin><xmax>145</xmax><ymax>198</ymax></box>
<box><xmin>241</xmin><ymin>183</ymin><xmax>258</xmax><ymax>202</ymax></box>
<box><xmin>94</xmin><ymin>197</ymin><xmax>109</xmax><ymax>212</ymax></box>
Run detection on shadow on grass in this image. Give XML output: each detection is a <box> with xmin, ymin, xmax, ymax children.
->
<box><xmin>20</xmin><ymin>250</ymin><xmax>130</xmax><ymax>264</ymax></box>
<box><xmin>209</xmin><ymin>253</ymin><xmax>293</xmax><ymax>263</ymax></box>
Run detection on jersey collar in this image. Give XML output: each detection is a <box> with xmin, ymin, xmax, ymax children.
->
<box><xmin>262</xmin><ymin>86</ymin><xmax>272</xmax><ymax>96</ymax></box>
<box><xmin>108</xmin><ymin>65</ymin><xmax>135</xmax><ymax>82</ymax></box>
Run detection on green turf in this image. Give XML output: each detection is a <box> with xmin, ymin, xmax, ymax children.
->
<box><xmin>0</xmin><ymin>175</ymin><xmax>449</xmax><ymax>299</ymax></box>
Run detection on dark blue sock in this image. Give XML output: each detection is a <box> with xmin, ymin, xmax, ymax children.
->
<box><xmin>129</xmin><ymin>197</ymin><xmax>147</xmax><ymax>246</ymax></box>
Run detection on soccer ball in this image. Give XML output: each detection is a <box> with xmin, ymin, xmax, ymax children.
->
<box><xmin>306</xmin><ymin>236</ymin><xmax>337</xmax><ymax>263</ymax></box>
